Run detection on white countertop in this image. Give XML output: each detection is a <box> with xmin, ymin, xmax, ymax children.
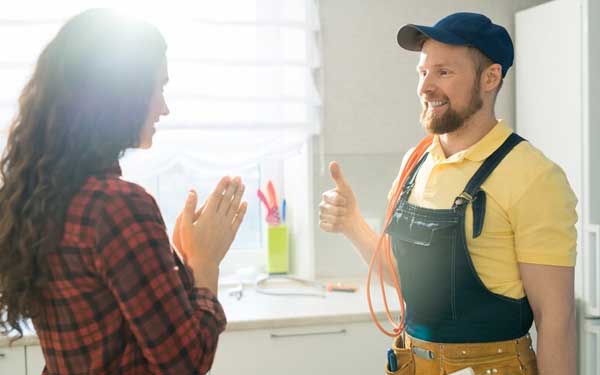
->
<box><xmin>219</xmin><ymin>277</ymin><xmax>402</xmax><ymax>331</ymax></box>
<box><xmin>1</xmin><ymin>277</ymin><xmax>402</xmax><ymax>348</ymax></box>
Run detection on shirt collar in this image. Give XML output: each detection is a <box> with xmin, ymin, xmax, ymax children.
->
<box><xmin>428</xmin><ymin>120</ymin><xmax>513</xmax><ymax>163</ymax></box>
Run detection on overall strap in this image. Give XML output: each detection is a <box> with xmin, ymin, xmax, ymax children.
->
<box><xmin>401</xmin><ymin>152</ymin><xmax>430</xmax><ymax>199</ymax></box>
<box><xmin>454</xmin><ymin>133</ymin><xmax>526</xmax><ymax>238</ymax></box>
<box><xmin>460</xmin><ymin>133</ymin><xmax>525</xmax><ymax>201</ymax></box>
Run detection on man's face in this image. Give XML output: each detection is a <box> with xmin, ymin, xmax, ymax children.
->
<box><xmin>416</xmin><ymin>39</ymin><xmax>483</xmax><ymax>134</ymax></box>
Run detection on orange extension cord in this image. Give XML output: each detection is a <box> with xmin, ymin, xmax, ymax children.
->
<box><xmin>366</xmin><ymin>135</ymin><xmax>433</xmax><ymax>337</ymax></box>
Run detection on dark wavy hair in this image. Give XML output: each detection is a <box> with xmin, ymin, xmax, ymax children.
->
<box><xmin>0</xmin><ymin>9</ymin><xmax>166</xmax><ymax>338</ymax></box>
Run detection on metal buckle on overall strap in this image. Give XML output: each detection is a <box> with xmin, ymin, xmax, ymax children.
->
<box><xmin>453</xmin><ymin>191</ymin><xmax>474</xmax><ymax>208</ymax></box>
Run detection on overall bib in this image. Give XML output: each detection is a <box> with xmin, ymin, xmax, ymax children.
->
<box><xmin>385</xmin><ymin>133</ymin><xmax>538</xmax><ymax>374</ymax></box>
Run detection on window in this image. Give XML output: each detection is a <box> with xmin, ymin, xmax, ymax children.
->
<box><xmin>0</xmin><ymin>1</ymin><xmax>322</xmax><ymax>275</ymax></box>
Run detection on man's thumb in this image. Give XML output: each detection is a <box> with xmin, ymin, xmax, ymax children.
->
<box><xmin>329</xmin><ymin>161</ymin><xmax>350</xmax><ymax>191</ymax></box>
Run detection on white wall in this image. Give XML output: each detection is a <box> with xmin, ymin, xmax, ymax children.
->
<box><xmin>313</xmin><ymin>0</ymin><xmax>550</xmax><ymax>278</ymax></box>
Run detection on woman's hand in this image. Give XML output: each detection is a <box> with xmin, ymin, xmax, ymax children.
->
<box><xmin>175</xmin><ymin>176</ymin><xmax>247</xmax><ymax>291</ymax></box>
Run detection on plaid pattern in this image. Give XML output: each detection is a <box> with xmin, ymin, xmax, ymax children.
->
<box><xmin>32</xmin><ymin>165</ymin><xmax>226</xmax><ymax>375</ymax></box>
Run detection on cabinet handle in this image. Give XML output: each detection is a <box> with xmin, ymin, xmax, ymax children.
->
<box><xmin>0</xmin><ymin>352</ymin><xmax>5</xmax><ymax>358</ymax></box>
<box><xmin>270</xmin><ymin>329</ymin><xmax>347</xmax><ymax>339</ymax></box>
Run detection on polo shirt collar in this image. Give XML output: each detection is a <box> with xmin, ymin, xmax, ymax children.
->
<box><xmin>428</xmin><ymin>120</ymin><xmax>513</xmax><ymax>163</ymax></box>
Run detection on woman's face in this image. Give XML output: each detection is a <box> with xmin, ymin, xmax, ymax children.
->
<box><xmin>138</xmin><ymin>58</ymin><xmax>169</xmax><ymax>149</ymax></box>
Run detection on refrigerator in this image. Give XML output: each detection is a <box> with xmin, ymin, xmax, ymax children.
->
<box><xmin>516</xmin><ymin>0</ymin><xmax>600</xmax><ymax>373</ymax></box>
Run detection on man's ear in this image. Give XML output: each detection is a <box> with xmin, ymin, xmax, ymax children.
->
<box><xmin>483</xmin><ymin>63</ymin><xmax>503</xmax><ymax>93</ymax></box>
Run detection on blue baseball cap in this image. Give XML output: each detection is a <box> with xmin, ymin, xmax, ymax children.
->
<box><xmin>397</xmin><ymin>12</ymin><xmax>514</xmax><ymax>77</ymax></box>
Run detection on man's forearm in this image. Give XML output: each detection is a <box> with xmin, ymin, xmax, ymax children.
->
<box><xmin>345</xmin><ymin>216</ymin><xmax>396</xmax><ymax>285</ymax></box>
<box><xmin>535</xmin><ymin>305</ymin><xmax>577</xmax><ymax>375</ymax></box>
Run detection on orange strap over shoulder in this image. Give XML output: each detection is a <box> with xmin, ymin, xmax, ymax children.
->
<box><xmin>366</xmin><ymin>134</ymin><xmax>434</xmax><ymax>337</ymax></box>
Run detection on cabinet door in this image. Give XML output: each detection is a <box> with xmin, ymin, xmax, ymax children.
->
<box><xmin>210</xmin><ymin>322</ymin><xmax>392</xmax><ymax>375</ymax></box>
<box><xmin>0</xmin><ymin>346</ymin><xmax>26</xmax><ymax>375</ymax></box>
<box><xmin>26</xmin><ymin>345</ymin><xmax>45</xmax><ymax>375</ymax></box>
<box><xmin>583</xmin><ymin>320</ymin><xmax>600</xmax><ymax>375</ymax></box>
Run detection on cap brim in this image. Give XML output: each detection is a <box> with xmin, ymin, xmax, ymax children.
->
<box><xmin>397</xmin><ymin>24</ymin><xmax>468</xmax><ymax>51</ymax></box>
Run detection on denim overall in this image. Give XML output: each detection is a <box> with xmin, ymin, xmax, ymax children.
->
<box><xmin>386</xmin><ymin>133</ymin><xmax>534</xmax><ymax>343</ymax></box>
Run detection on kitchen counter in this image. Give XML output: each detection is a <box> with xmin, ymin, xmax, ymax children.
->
<box><xmin>0</xmin><ymin>277</ymin><xmax>402</xmax><ymax>348</ymax></box>
<box><xmin>220</xmin><ymin>277</ymin><xmax>402</xmax><ymax>331</ymax></box>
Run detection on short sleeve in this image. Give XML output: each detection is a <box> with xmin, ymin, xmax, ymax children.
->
<box><xmin>509</xmin><ymin>164</ymin><xmax>578</xmax><ymax>266</ymax></box>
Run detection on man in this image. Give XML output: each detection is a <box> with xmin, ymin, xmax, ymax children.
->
<box><xmin>319</xmin><ymin>12</ymin><xmax>576</xmax><ymax>375</ymax></box>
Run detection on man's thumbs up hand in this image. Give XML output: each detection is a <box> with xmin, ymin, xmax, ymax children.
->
<box><xmin>329</xmin><ymin>161</ymin><xmax>351</xmax><ymax>192</ymax></box>
<box><xmin>319</xmin><ymin>161</ymin><xmax>360</xmax><ymax>234</ymax></box>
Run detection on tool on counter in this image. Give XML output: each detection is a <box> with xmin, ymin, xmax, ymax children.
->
<box><xmin>266</xmin><ymin>180</ymin><xmax>278</xmax><ymax>213</ymax></box>
<box><xmin>228</xmin><ymin>283</ymin><xmax>244</xmax><ymax>300</ymax></box>
<box><xmin>326</xmin><ymin>282</ymin><xmax>358</xmax><ymax>293</ymax></box>
<box><xmin>255</xmin><ymin>275</ymin><xmax>325</xmax><ymax>297</ymax></box>
<box><xmin>257</xmin><ymin>188</ymin><xmax>279</xmax><ymax>225</ymax></box>
<box><xmin>258</xmin><ymin>180</ymin><xmax>289</xmax><ymax>274</ymax></box>
<box><xmin>257</xmin><ymin>179</ymin><xmax>282</xmax><ymax>225</ymax></box>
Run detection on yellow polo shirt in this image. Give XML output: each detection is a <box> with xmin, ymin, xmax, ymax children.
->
<box><xmin>389</xmin><ymin>121</ymin><xmax>577</xmax><ymax>299</ymax></box>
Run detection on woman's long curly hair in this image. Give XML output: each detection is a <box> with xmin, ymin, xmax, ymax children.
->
<box><xmin>0</xmin><ymin>9</ymin><xmax>166</xmax><ymax>338</ymax></box>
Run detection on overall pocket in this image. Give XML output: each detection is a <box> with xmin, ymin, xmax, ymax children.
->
<box><xmin>386</xmin><ymin>213</ymin><xmax>458</xmax><ymax>248</ymax></box>
<box><xmin>387</xmin><ymin>214</ymin><xmax>459</xmax><ymax>319</ymax></box>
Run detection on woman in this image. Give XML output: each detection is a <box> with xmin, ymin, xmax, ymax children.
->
<box><xmin>0</xmin><ymin>9</ymin><xmax>247</xmax><ymax>374</ymax></box>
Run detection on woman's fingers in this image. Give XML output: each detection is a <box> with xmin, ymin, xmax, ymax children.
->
<box><xmin>205</xmin><ymin>176</ymin><xmax>231</xmax><ymax>213</ymax></box>
<box><xmin>232</xmin><ymin>201</ymin><xmax>248</xmax><ymax>232</ymax></box>
<box><xmin>194</xmin><ymin>201</ymin><xmax>206</xmax><ymax>221</ymax></box>
<box><xmin>218</xmin><ymin>176</ymin><xmax>240</xmax><ymax>215</ymax></box>
<box><xmin>226</xmin><ymin>182</ymin><xmax>245</xmax><ymax>218</ymax></box>
<box><xmin>180</xmin><ymin>190</ymin><xmax>198</xmax><ymax>253</ymax></box>
<box><xmin>173</xmin><ymin>213</ymin><xmax>183</xmax><ymax>250</ymax></box>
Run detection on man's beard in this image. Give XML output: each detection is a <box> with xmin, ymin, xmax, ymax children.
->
<box><xmin>420</xmin><ymin>84</ymin><xmax>483</xmax><ymax>135</ymax></box>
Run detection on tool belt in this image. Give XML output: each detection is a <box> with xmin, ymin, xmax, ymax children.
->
<box><xmin>385</xmin><ymin>334</ymin><xmax>538</xmax><ymax>375</ymax></box>
<box><xmin>385</xmin><ymin>334</ymin><xmax>415</xmax><ymax>374</ymax></box>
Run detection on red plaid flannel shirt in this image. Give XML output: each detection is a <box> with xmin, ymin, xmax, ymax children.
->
<box><xmin>32</xmin><ymin>165</ymin><xmax>226</xmax><ymax>374</ymax></box>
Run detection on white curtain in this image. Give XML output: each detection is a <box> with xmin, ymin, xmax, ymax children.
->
<box><xmin>0</xmin><ymin>0</ymin><xmax>322</xmax><ymax>170</ymax></box>
<box><xmin>0</xmin><ymin>1</ymin><xmax>322</xmax><ymax>253</ymax></box>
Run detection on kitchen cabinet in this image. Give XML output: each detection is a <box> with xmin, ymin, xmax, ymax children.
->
<box><xmin>0</xmin><ymin>346</ymin><xmax>26</xmax><ymax>375</ymax></box>
<box><xmin>0</xmin><ymin>345</ymin><xmax>45</xmax><ymax>375</ymax></box>
<box><xmin>26</xmin><ymin>345</ymin><xmax>45</xmax><ymax>375</ymax></box>
<box><xmin>4</xmin><ymin>324</ymin><xmax>391</xmax><ymax>375</ymax></box>
<box><xmin>211</xmin><ymin>321</ymin><xmax>390</xmax><ymax>375</ymax></box>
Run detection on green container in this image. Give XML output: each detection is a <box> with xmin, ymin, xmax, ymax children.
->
<box><xmin>267</xmin><ymin>224</ymin><xmax>289</xmax><ymax>274</ymax></box>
